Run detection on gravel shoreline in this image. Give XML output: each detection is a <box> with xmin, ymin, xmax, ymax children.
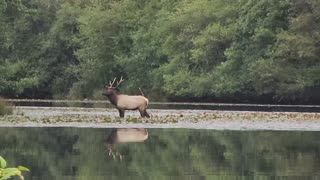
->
<box><xmin>0</xmin><ymin>106</ymin><xmax>319</xmax><ymax>131</ymax></box>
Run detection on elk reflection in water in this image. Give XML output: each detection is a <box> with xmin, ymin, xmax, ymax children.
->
<box><xmin>106</xmin><ymin>128</ymin><xmax>148</xmax><ymax>160</ymax></box>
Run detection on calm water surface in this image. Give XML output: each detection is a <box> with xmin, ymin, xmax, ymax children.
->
<box><xmin>0</xmin><ymin>127</ymin><xmax>319</xmax><ymax>180</ymax></box>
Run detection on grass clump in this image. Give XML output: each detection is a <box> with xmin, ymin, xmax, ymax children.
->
<box><xmin>0</xmin><ymin>100</ymin><xmax>13</xmax><ymax>116</ymax></box>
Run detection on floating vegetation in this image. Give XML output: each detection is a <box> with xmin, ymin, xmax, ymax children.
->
<box><xmin>0</xmin><ymin>107</ymin><xmax>319</xmax><ymax>126</ymax></box>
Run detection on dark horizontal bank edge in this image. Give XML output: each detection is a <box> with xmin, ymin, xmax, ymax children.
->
<box><xmin>4</xmin><ymin>99</ymin><xmax>320</xmax><ymax>112</ymax></box>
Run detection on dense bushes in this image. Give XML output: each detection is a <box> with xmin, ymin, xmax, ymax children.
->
<box><xmin>0</xmin><ymin>100</ymin><xmax>12</xmax><ymax>116</ymax></box>
<box><xmin>0</xmin><ymin>0</ymin><xmax>319</xmax><ymax>104</ymax></box>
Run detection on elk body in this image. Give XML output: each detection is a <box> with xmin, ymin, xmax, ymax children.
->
<box><xmin>106</xmin><ymin>128</ymin><xmax>149</xmax><ymax>159</ymax></box>
<box><xmin>103</xmin><ymin>77</ymin><xmax>150</xmax><ymax>118</ymax></box>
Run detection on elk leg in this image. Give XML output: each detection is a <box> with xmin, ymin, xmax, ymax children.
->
<box><xmin>139</xmin><ymin>109</ymin><xmax>150</xmax><ymax>118</ymax></box>
<box><xmin>118</xmin><ymin>109</ymin><xmax>125</xmax><ymax>118</ymax></box>
<box><xmin>139</xmin><ymin>109</ymin><xmax>145</xmax><ymax>117</ymax></box>
<box><xmin>144</xmin><ymin>110</ymin><xmax>150</xmax><ymax>118</ymax></box>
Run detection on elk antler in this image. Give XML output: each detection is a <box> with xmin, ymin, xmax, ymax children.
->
<box><xmin>106</xmin><ymin>76</ymin><xmax>125</xmax><ymax>88</ymax></box>
<box><xmin>115</xmin><ymin>76</ymin><xmax>125</xmax><ymax>87</ymax></box>
<box><xmin>107</xmin><ymin>77</ymin><xmax>117</xmax><ymax>88</ymax></box>
<box><xmin>107</xmin><ymin>144</ymin><xmax>123</xmax><ymax>160</ymax></box>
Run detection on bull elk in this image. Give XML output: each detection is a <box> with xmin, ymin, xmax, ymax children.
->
<box><xmin>106</xmin><ymin>128</ymin><xmax>149</xmax><ymax>160</ymax></box>
<box><xmin>103</xmin><ymin>77</ymin><xmax>150</xmax><ymax>118</ymax></box>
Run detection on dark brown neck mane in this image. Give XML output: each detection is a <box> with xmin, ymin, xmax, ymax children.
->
<box><xmin>106</xmin><ymin>129</ymin><xmax>117</xmax><ymax>144</ymax></box>
<box><xmin>106</xmin><ymin>91</ymin><xmax>119</xmax><ymax>106</ymax></box>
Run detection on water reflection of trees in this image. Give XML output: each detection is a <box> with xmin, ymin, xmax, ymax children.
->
<box><xmin>0</xmin><ymin>128</ymin><xmax>80</xmax><ymax>179</ymax></box>
<box><xmin>0</xmin><ymin>128</ymin><xmax>319</xmax><ymax>179</ymax></box>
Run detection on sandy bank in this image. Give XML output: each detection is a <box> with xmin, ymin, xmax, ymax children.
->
<box><xmin>0</xmin><ymin>106</ymin><xmax>319</xmax><ymax>131</ymax></box>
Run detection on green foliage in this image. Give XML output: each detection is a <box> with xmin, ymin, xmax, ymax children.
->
<box><xmin>0</xmin><ymin>156</ymin><xmax>29</xmax><ymax>180</ymax></box>
<box><xmin>0</xmin><ymin>100</ymin><xmax>12</xmax><ymax>116</ymax></box>
<box><xmin>0</xmin><ymin>0</ymin><xmax>320</xmax><ymax>103</ymax></box>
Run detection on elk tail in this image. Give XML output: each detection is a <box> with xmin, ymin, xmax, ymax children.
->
<box><xmin>139</xmin><ymin>88</ymin><xmax>145</xmax><ymax>97</ymax></box>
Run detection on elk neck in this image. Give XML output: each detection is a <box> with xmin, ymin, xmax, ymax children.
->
<box><xmin>106</xmin><ymin>129</ymin><xmax>117</xmax><ymax>144</ymax></box>
<box><xmin>106</xmin><ymin>91</ymin><xmax>119</xmax><ymax>106</ymax></box>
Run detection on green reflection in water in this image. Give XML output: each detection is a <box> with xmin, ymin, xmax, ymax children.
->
<box><xmin>0</xmin><ymin>128</ymin><xmax>319</xmax><ymax>180</ymax></box>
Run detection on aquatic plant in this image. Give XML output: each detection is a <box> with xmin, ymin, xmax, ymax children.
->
<box><xmin>0</xmin><ymin>156</ymin><xmax>29</xmax><ymax>180</ymax></box>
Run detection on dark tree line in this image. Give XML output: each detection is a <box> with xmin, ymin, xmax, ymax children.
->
<box><xmin>0</xmin><ymin>0</ymin><xmax>320</xmax><ymax>104</ymax></box>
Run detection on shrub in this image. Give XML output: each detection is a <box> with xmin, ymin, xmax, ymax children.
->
<box><xmin>0</xmin><ymin>156</ymin><xmax>30</xmax><ymax>180</ymax></box>
<box><xmin>0</xmin><ymin>100</ymin><xmax>13</xmax><ymax>116</ymax></box>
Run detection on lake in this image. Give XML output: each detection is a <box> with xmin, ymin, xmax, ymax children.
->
<box><xmin>0</xmin><ymin>127</ymin><xmax>319</xmax><ymax>180</ymax></box>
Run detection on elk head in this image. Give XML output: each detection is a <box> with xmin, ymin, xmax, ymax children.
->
<box><xmin>103</xmin><ymin>76</ymin><xmax>125</xmax><ymax>96</ymax></box>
